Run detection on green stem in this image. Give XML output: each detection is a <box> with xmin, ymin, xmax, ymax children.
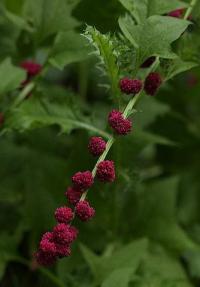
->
<box><xmin>123</xmin><ymin>91</ymin><xmax>142</xmax><ymax>118</ymax></box>
<box><xmin>12</xmin><ymin>82</ymin><xmax>35</xmax><ymax>108</ymax></box>
<box><xmin>184</xmin><ymin>0</ymin><xmax>197</xmax><ymax>20</ymax></box>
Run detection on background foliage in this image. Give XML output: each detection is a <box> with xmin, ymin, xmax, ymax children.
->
<box><xmin>0</xmin><ymin>0</ymin><xmax>200</xmax><ymax>286</ymax></box>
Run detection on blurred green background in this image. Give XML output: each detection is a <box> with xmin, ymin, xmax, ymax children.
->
<box><xmin>0</xmin><ymin>0</ymin><xmax>200</xmax><ymax>286</ymax></box>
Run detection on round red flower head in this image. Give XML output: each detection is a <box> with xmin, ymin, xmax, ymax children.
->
<box><xmin>96</xmin><ymin>160</ymin><xmax>115</xmax><ymax>182</ymax></box>
<box><xmin>36</xmin><ymin>231</ymin><xmax>57</xmax><ymax>266</ymax></box>
<box><xmin>53</xmin><ymin>223</ymin><xmax>78</xmax><ymax>245</ymax></box>
<box><xmin>55</xmin><ymin>206</ymin><xmax>74</xmax><ymax>223</ymax></box>
<box><xmin>75</xmin><ymin>200</ymin><xmax>95</xmax><ymax>221</ymax></box>
<box><xmin>120</xmin><ymin>78</ymin><xmax>143</xmax><ymax>95</ymax></box>
<box><xmin>108</xmin><ymin>110</ymin><xmax>132</xmax><ymax>135</ymax></box>
<box><xmin>56</xmin><ymin>243</ymin><xmax>71</xmax><ymax>258</ymax></box>
<box><xmin>88</xmin><ymin>136</ymin><xmax>106</xmax><ymax>156</ymax></box>
<box><xmin>144</xmin><ymin>72</ymin><xmax>162</xmax><ymax>96</ymax></box>
<box><xmin>35</xmin><ymin>249</ymin><xmax>57</xmax><ymax>266</ymax></box>
<box><xmin>72</xmin><ymin>171</ymin><xmax>94</xmax><ymax>191</ymax></box>
<box><xmin>65</xmin><ymin>186</ymin><xmax>82</xmax><ymax>206</ymax></box>
<box><xmin>20</xmin><ymin>61</ymin><xmax>42</xmax><ymax>77</ymax></box>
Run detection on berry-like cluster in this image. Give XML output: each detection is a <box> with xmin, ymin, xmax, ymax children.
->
<box><xmin>36</xmin><ymin>72</ymin><xmax>163</xmax><ymax>266</ymax></box>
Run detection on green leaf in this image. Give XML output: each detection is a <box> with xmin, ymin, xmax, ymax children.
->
<box><xmin>0</xmin><ymin>58</ymin><xmax>26</xmax><ymax>96</ymax></box>
<box><xmin>22</xmin><ymin>0</ymin><xmax>79</xmax><ymax>43</ymax></box>
<box><xmin>0</xmin><ymin>227</ymin><xmax>25</xmax><ymax>280</ymax></box>
<box><xmin>135</xmin><ymin>245</ymin><xmax>193</xmax><ymax>287</ymax></box>
<box><xmin>118</xmin><ymin>0</ymin><xmax>188</xmax><ymax>23</ymax></box>
<box><xmin>149</xmin><ymin>0</ymin><xmax>188</xmax><ymax>17</ymax></box>
<box><xmin>164</xmin><ymin>58</ymin><xmax>198</xmax><ymax>81</ymax></box>
<box><xmin>0</xmin><ymin>5</ymin><xmax>21</xmax><ymax>60</ymax></box>
<box><xmin>4</xmin><ymin>0</ymin><xmax>25</xmax><ymax>14</ymax></box>
<box><xmin>49</xmin><ymin>31</ymin><xmax>91</xmax><ymax>70</ymax></box>
<box><xmin>134</xmin><ymin>95</ymin><xmax>170</xmax><ymax>128</ymax></box>
<box><xmin>84</xmin><ymin>25</ymin><xmax>120</xmax><ymax>104</ymax></box>
<box><xmin>80</xmin><ymin>238</ymin><xmax>148</xmax><ymax>284</ymax></box>
<box><xmin>102</xmin><ymin>268</ymin><xmax>133</xmax><ymax>287</ymax></box>
<box><xmin>119</xmin><ymin>15</ymin><xmax>190</xmax><ymax>67</ymax></box>
<box><xmin>135</xmin><ymin>177</ymin><xmax>199</xmax><ymax>253</ymax></box>
<box><xmin>5</xmin><ymin>94</ymin><xmax>109</xmax><ymax>138</ymax></box>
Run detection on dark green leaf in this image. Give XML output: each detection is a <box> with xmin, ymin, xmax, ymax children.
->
<box><xmin>49</xmin><ymin>31</ymin><xmax>91</xmax><ymax>70</ymax></box>
<box><xmin>119</xmin><ymin>15</ymin><xmax>190</xmax><ymax>67</ymax></box>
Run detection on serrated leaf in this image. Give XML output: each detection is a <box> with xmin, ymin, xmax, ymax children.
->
<box><xmin>23</xmin><ymin>0</ymin><xmax>79</xmax><ymax>43</ymax></box>
<box><xmin>49</xmin><ymin>31</ymin><xmax>91</xmax><ymax>70</ymax></box>
<box><xmin>119</xmin><ymin>0</ymin><xmax>188</xmax><ymax>23</ymax></box>
<box><xmin>4</xmin><ymin>96</ymin><xmax>109</xmax><ymax>138</ymax></box>
<box><xmin>85</xmin><ymin>25</ymin><xmax>120</xmax><ymax>105</ymax></box>
<box><xmin>119</xmin><ymin>15</ymin><xmax>190</xmax><ymax>67</ymax></box>
<box><xmin>0</xmin><ymin>58</ymin><xmax>26</xmax><ymax>96</ymax></box>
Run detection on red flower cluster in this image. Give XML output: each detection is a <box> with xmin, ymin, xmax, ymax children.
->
<box><xmin>108</xmin><ymin>110</ymin><xmax>132</xmax><ymax>135</ymax></box>
<box><xmin>88</xmin><ymin>137</ymin><xmax>106</xmax><ymax>156</ymax></box>
<box><xmin>20</xmin><ymin>60</ymin><xmax>42</xmax><ymax>97</ymax></box>
<box><xmin>72</xmin><ymin>171</ymin><xmax>93</xmax><ymax>191</ymax></box>
<box><xmin>97</xmin><ymin>160</ymin><xmax>115</xmax><ymax>182</ymax></box>
<box><xmin>120</xmin><ymin>78</ymin><xmax>142</xmax><ymax>95</ymax></box>
<box><xmin>76</xmin><ymin>201</ymin><xmax>95</xmax><ymax>221</ymax></box>
<box><xmin>36</xmin><ymin>215</ymin><xmax>78</xmax><ymax>265</ymax></box>
<box><xmin>21</xmin><ymin>61</ymin><xmax>42</xmax><ymax>78</ymax></box>
<box><xmin>144</xmin><ymin>72</ymin><xmax>162</xmax><ymax>96</ymax></box>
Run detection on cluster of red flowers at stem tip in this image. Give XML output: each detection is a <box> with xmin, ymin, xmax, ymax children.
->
<box><xmin>36</xmin><ymin>70</ymin><xmax>163</xmax><ymax>266</ymax></box>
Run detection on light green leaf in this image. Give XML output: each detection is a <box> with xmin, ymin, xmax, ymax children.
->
<box><xmin>23</xmin><ymin>0</ymin><xmax>79</xmax><ymax>42</ymax></box>
<box><xmin>81</xmin><ymin>238</ymin><xmax>148</xmax><ymax>284</ymax></box>
<box><xmin>119</xmin><ymin>0</ymin><xmax>188</xmax><ymax>23</ymax></box>
<box><xmin>119</xmin><ymin>15</ymin><xmax>190</xmax><ymax>67</ymax></box>
<box><xmin>164</xmin><ymin>58</ymin><xmax>198</xmax><ymax>81</ymax></box>
<box><xmin>49</xmin><ymin>31</ymin><xmax>91</xmax><ymax>70</ymax></box>
<box><xmin>149</xmin><ymin>0</ymin><xmax>188</xmax><ymax>17</ymax></box>
<box><xmin>135</xmin><ymin>177</ymin><xmax>199</xmax><ymax>253</ymax></box>
<box><xmin>134</xmin><ymin>95</ymin><xmax>170</xmax><ymax>128</ymax></box>
<box><xmin>102</xmin><ymin>268</ymin><xmax>133</xmax><ymax>287</ymax></box>
<box><xmin>0</xmin><ymin>58</ymin><xmax>26</xmax><ymax>96</ymax></box>
<box><xmin>84</xmin><ymin>25</ymin><xmax>120</xmax><ymax>104</ymax></box>
<box><xmin>135</xmin><ymin>245</ymin><xmax>193</xmax><ymax>287</ymax></box>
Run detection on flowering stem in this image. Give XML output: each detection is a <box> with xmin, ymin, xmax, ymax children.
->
<box><xmin>80</xmin><ymin>91</ymin><xmax>142</xmax><ymax>202</ymax></box>
<box><xmin>184</xmin><ymin>0</ymin><xmax>197</xmax><ymax>20</ymax></box>
<box><xmin>80</xmin><ymin>58</ymin><xmax>160</xmax><ymax>202</ymax></box>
